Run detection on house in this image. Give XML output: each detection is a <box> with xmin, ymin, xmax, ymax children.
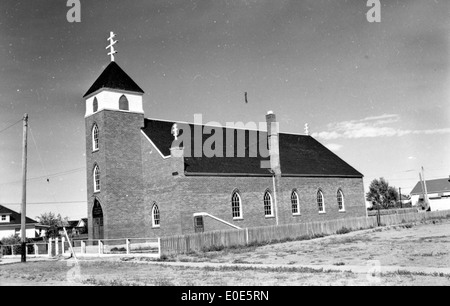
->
<box><xmin>0</xmin><ymin>205</ymin><xmax>48</xmax><ymax>240</ymax></box>
<box><xmin>83</xmin><ymin>60</ymin><xmax>366</xmax><ymax>240</ymax></box>
<box><xmin>57</xmin><ymin>218</ymin><xmax>88</xmax><ymax>237</ymax></box>
<box><xmin>410</xmin><ymin>178</ymin><xmax>450</xmax><ymax>211</ymax></box>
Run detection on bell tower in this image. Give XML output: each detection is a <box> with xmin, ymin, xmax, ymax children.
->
<box><xmin>84</xmin><ymin>33</ymin><xmax>146</xmax><ymax>240</ymax></box>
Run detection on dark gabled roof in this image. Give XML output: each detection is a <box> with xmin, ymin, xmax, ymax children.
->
<box><xmin>410</xmin><ymin>178</ymin><xmax>450</xmax><ymax>195</ymax></box>
<box><xmin>142</xmin><ymin>119</ymin><xmax>363</xmax><ymax>177</ymax></box>
<box><xmin>0</xmin><ymin>205</ymin><xmax>38</xmax><ymax>225</ymax></box>
<box><xmin>83</xmin><ymin>61</ymin><xmax>145</xmax><ymax>98</ymax></box>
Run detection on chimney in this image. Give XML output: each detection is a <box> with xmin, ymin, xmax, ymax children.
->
<box><xmin>170</xmin><ymin>123</ymin><xmax>185</xmax><ymax>177</ymax></box>
<box><xmin>266</xmin><ymin>111</ymin><xmax>281</xmax><ymax>175</ymax></box>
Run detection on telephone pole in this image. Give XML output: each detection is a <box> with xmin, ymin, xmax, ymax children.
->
<box><xmin>21</xmin><ymin>114</ymin><xmax>28</xmax><ymax>263</ymax></box>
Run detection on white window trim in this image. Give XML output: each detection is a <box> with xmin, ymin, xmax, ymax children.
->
<box><xmin>291</xmin><ymin>190</ymin><xmax>301</xmax><ymax>216</ymax></box>
<box><xmin>338</xmin><ymin>190</ymin><xmax>346</xmax><ymax>212</ymax></box>
<box><xmin>152</xmin><ymin>204</ymin><xmax>160</xmax><ymax>228</ymax></box>
<box><xmin>264</xmin><ymin>191</ymin><xmax>274</xmax><ymax>218</ymax></box>
<box><xmin>93</xmin><ymin>165</ymin><xmax>100</xmax><ymax>193</ymax></box>
<box><xmin>232</xmin><ymin>191</ymin><xmax>243</xmax><ymax>220</ymax></box>
<box><xmin>92</xmin><ymin>124</ymin><xmax>99</xmax><ymax>152</ymax></box>
<box><xmin>318</xmin><ymin>190</ymin><xmax>326</xmax><ymax>214</ymax></box>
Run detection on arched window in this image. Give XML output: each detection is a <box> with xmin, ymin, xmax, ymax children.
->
<box><xmin>337</xmin><ymin>189</ymin><xmax>345</xmax><ymax>212</ymax></box>
<box><xmin>291</xmin><ymin>190</ymin><xmax>300</xmax><ymax>215</ymax></box>
<box><xmin>317</xmin><ymin>190</ymin><xmax>325</xmax><ymax>213</ymax></box>
<box><xmin>152</xmin><ymin>203</ymin><xmax>160</xmax><ymax>227</ymax></box>
<box><xmin>92</xmin><ymin>124</ymin><xmax>99</xmax><ymax>151</ymax></box>
<box><xmin>231</xmin><ymin>190</ymin><xmax>242</xmax><ymax>219</ymax></box>
<box><xmin>264</xmin><ymin>190</ymin><xmax>274</xmax><ymax>217</ymax></box>
<box><xmin>93</xmin><ymin>164</ymin><xmax>100</xmax><ymax>192</ymax></box>
<box><xmin>119</xmin><ymin>95</ymin><xmax>129</xmax><ymax>111</ymax></box>
<box><xmin>93</xmin><ymin>97</ymin><xmax>98</xmax><ymax>113</ymax></box>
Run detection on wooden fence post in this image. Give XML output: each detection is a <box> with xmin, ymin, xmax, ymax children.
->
<box><xmin>34</xmin><ymin>244</ymin><xmax>38</xmax><ymax>256</ymax></box>
<box><xmin>98</xmin><ymin>240</ymin><xmax>103</xmax><ymax>255</ymax></box>
<box><xmin>245</xmin><ymin>228</ymin><xmax>249</xmax><ymax>245</ymax></box>
<box><xmin>126</xmin><ymin>239</ymin><xmax>130</xmax><ymax>255</ymax></box>
<box><xmin>55</xmin><ymin>237</ymin><xmax>59</xmax><ymax>256</ymax></box>
<box><xmin>48</xmin><ymin>238</ymin><xmax>52</xmax><ymax>257</ymax></box>
<box><xmin>157</xmin><ymin>238</ymin><xmax>161</xmax><ymax>258</ymax></box>
<box><xmin>61</xmin><ymin>236</ymin><xmax>66</xmax><ymax>255</ymax></box>
<box><xmin>81</xmin><ymin>241</ymin><xmax>86</xmax><ymax>254</ymax></box>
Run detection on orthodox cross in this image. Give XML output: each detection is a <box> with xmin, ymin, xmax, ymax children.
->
<box><xmin>106</xmin><ymin>31</ymin><xmax>118</xmax><ymax>62</ymax></box>
<box><xmin>304</xmin><ymin>123</ymin><xmax>309</xmax><ymax>136</ymax></box>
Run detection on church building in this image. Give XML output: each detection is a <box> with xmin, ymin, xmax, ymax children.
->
<box><xmin>83</xmin><ymin>60</ymin><xmax>366</xmax><ymax>240</ymax></box>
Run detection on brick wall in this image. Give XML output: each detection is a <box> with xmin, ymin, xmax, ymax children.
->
<box><xmin>86</xmin><ymin>110</ymin><xmax>146</xmax><ymax>240</ymax></box>
<box><xmin>86</xmin><ymin>112</ymin><xmax>366</xmax><ymax>239</ymax></box>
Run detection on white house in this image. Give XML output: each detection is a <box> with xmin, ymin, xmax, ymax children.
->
<box><xmin>0</xmin><ymin>205</ymin><xmax>48</xmax><ymax>240</ymax></box>
<box><xmin>410</xmin><ymin>178</ymin><xmax>450</xmax><ymax>212</ymax></box>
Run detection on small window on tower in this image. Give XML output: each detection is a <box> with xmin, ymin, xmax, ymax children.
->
<box><xmin>119</xmin><ymin>95</ymin><xmax>129</xmax><ymax>111</ymax></box>
<box><xmin>93</xmin><ymin>97</ymin><xmax>98</xmax><ymax>113</ymax></box>
<box><xmin>93</xmin><ymin>165</ymin><xmax>101</xmax><ymax>193</ymax></box>
<box><xmin>92</xmin><ymin>124</ymin><xmax>99</xmax><ymax>152</ymax></box>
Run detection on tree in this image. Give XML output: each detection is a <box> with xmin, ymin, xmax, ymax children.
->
<box><xmin>366</xmin><ymin>177</ymin><xmax>399</xmax><ymax>209</ymax></box>
<box><xmin>36</xmin><ymin>212</ymin><xmax>68</xmax><ymax>238</ymax></box>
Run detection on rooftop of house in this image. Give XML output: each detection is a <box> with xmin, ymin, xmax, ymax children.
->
<box><xmin>0</xmin><ymin>205</ymin><xmax>39</xmax><ymax>226</ymax></box>
<box><xmin>410</xmin><ymin>178</ymin><xmax>450</xmax><ymax>195</ymax></box>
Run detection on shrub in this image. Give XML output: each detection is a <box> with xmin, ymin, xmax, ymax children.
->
<box><xmin>336</xmin><ymin>227</ymin><xmax>351</xmax><ymax>235</ymax></box>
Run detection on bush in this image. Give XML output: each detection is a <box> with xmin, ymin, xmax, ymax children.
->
<box><xmin>336</xmin><ymin>227</ymin><xmax>351</xmax><ymax>235</ymax></box>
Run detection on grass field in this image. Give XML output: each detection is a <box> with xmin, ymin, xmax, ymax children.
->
<box><xmin>1</xmin><ymin>219</ymin><xmax>449</xmax><ymax>286</ymax></box>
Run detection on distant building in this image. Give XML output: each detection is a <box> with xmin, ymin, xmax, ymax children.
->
<box><xmin>410</xmin><ymin>178</ymin><xmax>450</xmax><ymax>211</ymax></box>
<box><xmin>57</xmin><ymin>218</ymin><xmax>88</xmax><ymax>237</ymax></box>
<box><xmin>0</xmin><ymin>205</ymin><xmax>48</xmax><ymax>240</ymax></box>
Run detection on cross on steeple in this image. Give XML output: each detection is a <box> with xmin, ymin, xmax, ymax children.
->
<box><xmin>172</xmin><ymin>124</ymin><xmax>179</xmax><ymax>141</ymax></box>
<box><xmin>106</xmin><ymin>31</ymin><xmax>118</xmax><ymax>62</ymax></box>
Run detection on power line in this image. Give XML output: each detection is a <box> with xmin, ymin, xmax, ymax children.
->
<box><xmin>0</xmin><ymin>118</ymin><xmax>22</xmax><ymax>134</ymax></box>
<box><xmin>0</xmin><ymin>167</ymin><xmax>85</xmax><ymax>186</ymax></box>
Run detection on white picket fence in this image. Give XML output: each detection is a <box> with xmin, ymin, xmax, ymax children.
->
<box><xmin>0</xmin><ymin>237</ymin><xmax>161</xmax><ymax>259</ymax></box>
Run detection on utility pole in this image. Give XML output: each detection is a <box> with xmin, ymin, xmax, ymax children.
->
<box><xmin>399</xmin><ymin>187</ymin><xmax>402</xmax><ymax>208</ymax></box>
<box><xmin>21</xmin><ymin>114</ymin><xmax>28</xmax><ymax>263</ymax></box>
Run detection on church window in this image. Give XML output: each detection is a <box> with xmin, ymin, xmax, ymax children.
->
<box><xmin>152</xmin><ymin>204</ymin><xmax>160</xmax><ymax>227</ymax></box>
<box><xmin>231</xmin><ymin>190</ymin><xmax>242</xmax><ymax>219</ymax></box>
<box><xmin>119</xmin><ymin>95</ymin><xmax>129</xmax><ymax>111</ymax></box>
<box><xmin>337</xmin><ymin>189</ymin><xmax>345</xmax><ymax>212</ymax></box>
<box><xmin>291</xmin><ymin>190</ymin><xmax>300</xmax><ymax>215</ymax></box>
<box><xmin>93</xmin><ymin>165</ymin><xmax>100</xmax><ymax>192</ymax></box>
<box><xmin>92</xmin><ymin>124</ymin><xmax>99</xmax><ymax>152</ymax></box>
<box><xmin>264</xmin><ymin>190</ymin><xmax>274</xmax><ymax>217</ymax></box>
<box><xmin>317</xmin><ymin>190</ymin><xmax>325</xmax><ymax>213</ymax></box>
<box><xmin>93</xmin><ymin>97</ymin><xmax>98</xmax><ymax>112</ymax></box>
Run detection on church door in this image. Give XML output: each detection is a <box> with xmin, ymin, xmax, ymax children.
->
<box><xmin>194</xmin><ymin>216</ymin><xmax>204</xmax><ymax>233</ymax></box>
<box><xmin>93</xmin><ymin>199</ymin><xmax>104</xmax><ymax>239</ymax></box>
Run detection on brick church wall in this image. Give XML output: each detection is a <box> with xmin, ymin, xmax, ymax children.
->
<box><xmin>86</xmin><ymin>110</ymin><xmax>146</xmax><ymax>240</ymax></box>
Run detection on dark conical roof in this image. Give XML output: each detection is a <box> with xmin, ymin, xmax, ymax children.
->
<box><xmin>83</xmin><ymin>61</ymin><xmax>145</xmax><ymax>98</ymax></box>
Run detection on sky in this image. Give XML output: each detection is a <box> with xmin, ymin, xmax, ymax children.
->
<box><xmin>0</xmin><ymin>0</ymin><xmax>449</xmax><ymax>220</ymax></box>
